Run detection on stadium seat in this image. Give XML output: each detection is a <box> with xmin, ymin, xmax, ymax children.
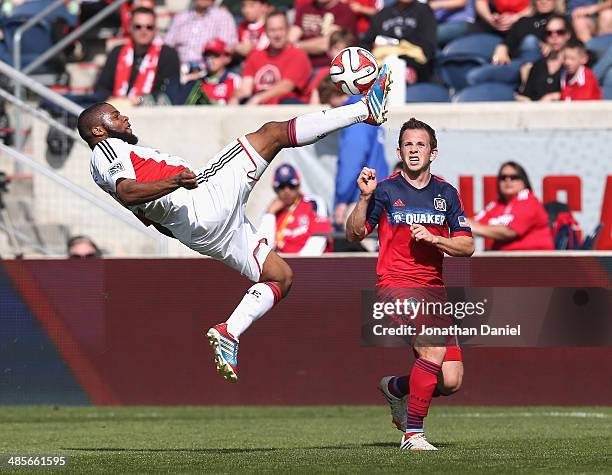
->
<box><xmin>453</xmin><ymin>82</ymin><xmax>516</xmax><ymax>102</ymax></box>
<box><xmin>0</xmin><ymin>16</ymin><xmax>54</xmax><ymax>72</ymax></box>
<box><xmin>603</xmin><ymin>84</ymin><xmax>612</xmax><ymax>100</ymax></box>
<box><xmin>405</xmin><ymin>83</ymin><xmax>451</xmax><ymax>103</ymax></box>
<box><xmin>586</xmin><ymin>33</ymin><xmax>612</xmax><ymax>57</ymax></box>
<box><xmin>436</xmin><ymin>33</ymin><xmax>502</xmax><ymax>92</ymax></box>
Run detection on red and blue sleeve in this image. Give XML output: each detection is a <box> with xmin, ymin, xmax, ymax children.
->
<box><xmin>447</xmin><ymin>188</ymin><xmax>472</xmax><ymax>237</ymax></box>
<box><xmin>365</xmin><ymin>187</ymin><xmax>386</xmax><ymax>234</ymax></box>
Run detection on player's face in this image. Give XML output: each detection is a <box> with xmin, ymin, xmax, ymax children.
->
<box><xmin>276</xmin><ymin>184</ymin><xmax>299</xmax><ymax>206</ymax></box>
<box><xmin>498</xmin><ymin>165</ymin><xmax>525</xmax><ymax>199</ymax></box>
<box><xmin>266</xmin><ymin>15</ymin><xmax>288</xmax><ymax>50</ymax></box>
<box><xmin>100</xmin><ymin>105</ymin><xmax>138</xmax><ymax>145</ymax></box>
<box><xmin>397</xmin><ymin>129</ymin><xmax>437</xmax><ymax>175</ymax></box>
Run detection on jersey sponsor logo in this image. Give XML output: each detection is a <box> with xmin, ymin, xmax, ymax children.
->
<box><xmin>393</xmin><ymin>198</ymin><xmax>405</xmax><ymax>207</ymax></box>
<box><xmin>458</xmin><ymin>216</ymin><xmax>469</xmax><ymax>227</ymax></box>
<box><xmin>391</xmin><ymin>212</ymin><xmax>446</xmax><ymax>226</ymax></box>
<box><xmin>108</xmin><ymin>161</ymin><xmax>125</xmax><ymax>176</ymax></box>
<box><xmin>434</xmin><ymin>197</ymin><xmax>447</xmax><ymax>211</ymax></box>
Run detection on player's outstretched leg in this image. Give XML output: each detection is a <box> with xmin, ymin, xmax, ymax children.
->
<box><xmin>207</xmin><ymin>251</ymin><xmax>292</xmax><ymax>382</ymax></box>
<box><xmin>244</xmin><ymin>64</ymin><xmax>392</xmax><ymax>163</ymax></box>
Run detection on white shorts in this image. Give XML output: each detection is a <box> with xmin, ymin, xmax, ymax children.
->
<box><xmin>188</xmin><ymin>136</ymin><xmax>272</xmax><ymax>282</ymax></box>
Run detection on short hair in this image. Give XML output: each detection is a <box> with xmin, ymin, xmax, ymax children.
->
<box><xmin>77</xmin><ymin>102</ymin><xmax>110</xmax><ymax>145</ymax></box>
<box><xmin>317</xmin><ymin>75</ymin><xmax>343</xmax><ymax>104</ymax></box>
<box><xmin>329</xmin><ymin>30</ymin><xmax>356</xmax><ymax>49</ymax></box>
<box><xmin>563</xmin><ymin>38</ymin><xmax>587</xmax><ymax>55</ymax></box>
<box><xmin>546</xmin><ymin>13</ymin><xmax>572</xmax><ymax>33</ymax></box>
<box><xmin>265</xmin><ymin>9</ymin><xmax>287</xmax><ymax>27</ymax></box>
<box><xmin>497</xmin><ymin>161</ymin><xmax>533</xmax><ymax>202</ymax></box>
<box><xmin>398</xmin><ymin>117</ymin><xmax>437</xmax><ymax>149</ymax></box>
<box><xmin>131</xmin><ymin>6</ymin><xmax>156</xmax><ymax>19</ymax></box>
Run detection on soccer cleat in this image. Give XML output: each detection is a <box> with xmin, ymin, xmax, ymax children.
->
<box><xmin>379</xmin><ymin>376</ymin><xmax>407</xmax><ymax>432</ymax></box>
<box><xmin>400</xmin><ymin>433</ymin><xmax>438</xmax><ymax>451</ymax></box>
<box><xmin>363</xmin><ymin>63</ymin><xmax>392</xmax><ymax>126</ymax></box>
<box><xmin>206</xmin><ymin>323</ymin><xmax>239</xmax><ymax>383</ymax></box>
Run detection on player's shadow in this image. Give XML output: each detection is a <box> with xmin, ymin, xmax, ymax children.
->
<box><xmin>63</xmin><ymin>447</ymin><xmax>276</xmax><ymax>454</ymax></box>
<box><xmin>361</xmin><ymin>442</ymin><xmax>456</xmax><ymax>449</ymax></box>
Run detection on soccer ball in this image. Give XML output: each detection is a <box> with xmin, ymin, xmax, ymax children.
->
<box><xmin>329</xmin><ymin>47</ymin><xmax>379</xmax><ymax>95</ymax></box>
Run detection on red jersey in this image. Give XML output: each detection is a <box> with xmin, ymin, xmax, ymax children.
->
<box><xmin>365</xmin><ymin>173</ymin><xmax>472</xmax><ymax>287</ymax></box>
<box><xmin>561</xmin><ymin>66</ymin><xmax>602</xmax><ymax>101</ymax></box>
<box><xmin>242</xmin><ymin>45</ymin><xmax>312</xmax><ymax>104</ymax></box>
<box><xmin>293</xmin><ymin>0</ymin><xmax>357</xmax><ymax>68</ymax></box>
<box><xmin>238</xmin><ymin>19</ymin><xmax>268</xmax><ymax>50</ymax></box>
<box><xmin>275</xmin><ymin>195</ymin><xmax>331</xmax><ymax>253</ymax></box>
<box><xmin>474</xmin><ymin>189</ymin><xmax>554</xmax><ymax>251</ymax></box>
<box><xmin>493</xmin><ymin>0</ymin><xmax>529</xmax><ymax>14</ymax></box>
<box><xmin>201</xmin><ymin>71</ymin><xmax>240</xmax><ymax>104</ymax></box>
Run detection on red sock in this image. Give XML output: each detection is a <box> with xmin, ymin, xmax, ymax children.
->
<box><xmin>405</xmin><ymin>358</ymin><xmax>441</xmax><ymax>436</ymax></box>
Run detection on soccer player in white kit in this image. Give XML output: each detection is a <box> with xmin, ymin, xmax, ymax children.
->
<box><xmin>77</xmin><ymin>65</ymin><xmax>391</xmax><ymax>383</ymax></box>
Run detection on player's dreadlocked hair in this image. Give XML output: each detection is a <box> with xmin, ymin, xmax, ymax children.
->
<box><xmin>77</xmin><ymin>102</ymin><xmax>110</xmax><ymax>146</ymax></box>
<box><xmin>398</xmin><ymin>118</ymin><xmax>437</xmax><ymax>150</ymax></box>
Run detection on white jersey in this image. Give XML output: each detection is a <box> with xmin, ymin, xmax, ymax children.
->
<box><xmin>90</xmin><ymin>138</ymin><xmax>195</xmax><ymax>243</ymax></box>
<box><xmin>90</xmin><ymin>136</ymin><xmax>272</xmax><ymax>282</ymax></box>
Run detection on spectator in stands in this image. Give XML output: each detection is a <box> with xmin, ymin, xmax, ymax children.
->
<box><xmin>165</xmin><ymin>0</ymin><xmax>237</xmax><ymax>67</ymax></box>
<box><xmin>470</xmin><ymin>161</ymin><xmax>554</xmax><ymax>251</ymax></box>
<box><xmin>430</xmin><ymin>0</ymin><xmax>475</xmax><ymax>47</ymax></box>
<box><xmin>515</xmin><ymin>14</ymin><xmax>572</xmax><ymax>101</ymax></box>
<box><xmin>232</xmin><ymin>10</ymin><xmax>312</xmax><ymax>105</ymax></box>
<box><xmin>235</xmin><ymin>0</ymin><xmax>270</xmax><ymax>57</ymax></box>
<box><xmin>467</xmin><ymin>0</ymin><xmax>559</xmax><ymax>86</ymax></box>
<box><xmin>471</xmin><ymin>0</ymin><xmax>531</xmax><ymax>38</ymax></box>
<box><xmin>308</xmin><ymin>29</ymin><xmax>357</xmax><ymax>104</ymax></box>
<box><xmin>342</xmin><ymin>0</ymin><xmax>382</xmax><ymax>36</ymax></box>
<box><xmin>67</xmin><ymin>235</ymin><xmax>102</xmax><ymax>258</ymax></box>
<box><xmin>289</xmin><ymin>0</ymin><xmax>358</xmax><ymax>69</ymax></box>
<box><xmin>172</xmin><ymin>39</ymin><xmax>241</xmax><ymax>105</ymax></box>
<box><xmin>317</xmin><ymin>76</ymin><xmax>388</xmax><ymax>229</ymax></box>
<box><xmin>571</xmin><ymin>0</ymin><xmax>612</xmax><ymax>43</ymax></box>
<box><xmin>258</xmin><ymin>164</ymin><xmax>331</xmax><ymax>255</ymax></box>
<box><xmin>560</xmin><ymin>39</ymin><xmax>603</xmax><ymax>100</ymax></box>
<box><xmin>95</xmin><ymin>6</ymin><xmax>180</xmax><ymax>105</ymax></box>
<box><xmin>361</xmin><ymin>0</ymin><xmax>437</xmax><ymax>84</ymax></box>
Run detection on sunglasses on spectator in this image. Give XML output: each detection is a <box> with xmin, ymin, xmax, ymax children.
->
<box><xmin>546</xmin><ymin>28</ymin><xmax>567</xmax><ymax>37</ymax></box>
<box><xmin>69</xmin><ymin>253</ymin><xmax>98</xmax><ymax>259</ymax></box>
<box><xmin>275</xmin><ymin>183</ymin><xmax>298</xmax><ymax>191</ymax></box>
<box><xmin>132</xmin><ymin>24</ymin><xmax>155</xmax><ymax>31</ymax></box>
<box><xmin>498</xmin><ymin>174</ymin><xmax>522</xmax><ymax>181</ymax></box>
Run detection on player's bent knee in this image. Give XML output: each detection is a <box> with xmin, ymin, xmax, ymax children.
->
<box><xmin>260</xmin><ymin>251</ymin><xmax>293</xmax><ymax>297</ymax></box>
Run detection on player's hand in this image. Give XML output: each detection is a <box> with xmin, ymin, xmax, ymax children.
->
<box><xmin>177</xmin><ymin>169</ymin><xmax>198</xmax><ymax>189</ymax></box>
<box><xmin>410</xmin><ymin>224</ymin><xmax>438</xmax><ymax>245</ymax></box>
<box><xmin>357</xmin><ymin>167</ymin><xmax>377</xmax><ymax>197</ymax></box>
<box><xmin>267</xmin><ymin>199</ymin><xmax>286</xmax><ymax>215</ymax></box>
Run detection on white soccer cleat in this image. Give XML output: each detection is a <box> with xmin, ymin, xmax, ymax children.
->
<box><xmin>379</xmin><ymin>376</ymin><xmax>407</xmax><ymax>432</ymax></box>
<box><xmin>400</xmin><ymin>433</ymin><xmax>439</xmax><ymax>451</ymax></box>
<box><xmin>206</xmin><ymin>323</ymin><xmax>239</xmax><ymax>383</ymax></box>
<box><xmin>363</xmin><ymin>63</ymin><xmax>392</xmax><ymax>126</ymax></box>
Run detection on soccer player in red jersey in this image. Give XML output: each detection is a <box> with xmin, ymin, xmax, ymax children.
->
<box><xmin>346</xmin><ymin>118</ymin><xmax>474</xmax><ymax>451</ymax></box>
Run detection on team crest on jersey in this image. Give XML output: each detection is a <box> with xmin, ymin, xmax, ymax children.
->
<box><xmin>434</xmin><ymin>197</ymin><xmax>446</xmax><ymax>211</ymax></box>
<box><xmin>108</xmin><ymin>162</ymin><xmax>125</xmax><ymax>176</ymax></box>
<box><xmin>458</xmin><ymin>216</ymin><xmax>469</xmax><ymax>227</ymax></box>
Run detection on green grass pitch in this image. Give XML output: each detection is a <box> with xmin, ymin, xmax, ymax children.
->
<box><xmin>1</xmin><ymin>406</ymin><xmax>610</xmax><ymax>473</ymax></box>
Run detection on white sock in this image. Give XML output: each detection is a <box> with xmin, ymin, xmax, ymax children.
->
<box><xmin>225</xmin><ymin>283</ymin><xmax>277</xmax><ymax>338</ymax></box>
<box><xmin>287</xmin><ymin>100</ymin><xmax>369</xmax><ymax>147</ymax></box>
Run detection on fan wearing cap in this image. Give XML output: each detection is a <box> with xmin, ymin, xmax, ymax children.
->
<box><xmin>258</xmin><ymin>164</ymin><xmax>332</xmax><ymax>255</ymax></box>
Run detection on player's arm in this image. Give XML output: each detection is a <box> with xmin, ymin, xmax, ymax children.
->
<box><xmin>346</xmin><ymin>167</ymin><xmax>377</xmax><ymax>242</ymax></box>
<box><xmin>115</xmin><ymin>170</ymin><xmax>198</xmax><ymax>206</ymax></box>
<box><xmin>411</xmin><ymin>225</ymin><xmax>475</xmax><ymax>256</ymax></box>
